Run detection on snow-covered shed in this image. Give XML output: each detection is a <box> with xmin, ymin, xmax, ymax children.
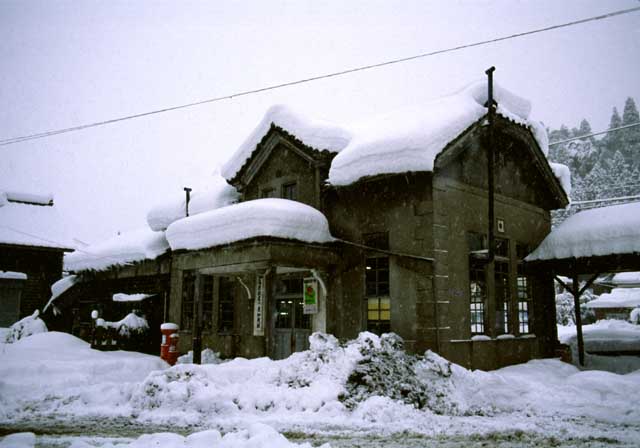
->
<box><xmin>0</xmin><ymin>192</ymin><xmax>74</xmax><ymax>327</ymax></box>
<box><xmin>164</xmin><ymin>78</ymin><xmax>569</xmax><ymax>370</ymax></box>
<box><xmin>526</xmin><ymin>201</ymin><xmax>640</xmax><ymax>363</ymax></box>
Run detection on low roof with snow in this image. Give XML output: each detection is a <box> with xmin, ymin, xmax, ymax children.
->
<box><xmin>146</xmin><ymin>175</ymin><xmax>239</xmax><ymax>231</ymax></box>
<box><xmin>585</xmin><ymin>288</ymin><xmax>640</xmax><ymax>309</ymax></box>
<box><xmin>0</xmin><ymin>193</ymin><xmax>74</xmax><ymax>251</ymax></box>
<box><xmin>64</xmin><ymin>228</ymin><xmax>170</xmax><ymax>272</ymax></box>
<box><xmin>526</xmin><ymin>202</ymin><xmax>640</xmax><ymax>262</ymax></box>
<box><xmin>220</xmin><ymin>81</ymin><xmax>569</xmax><ymax>195</ymax></box>
<box><xmin>166</xmin><ymin>198</ymin><xmax>334</xmax><ymax>251</ymax></box>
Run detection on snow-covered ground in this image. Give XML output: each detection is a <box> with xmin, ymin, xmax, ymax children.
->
<box><xmin>1</xmin><ymin>330</ymin><xmax>639</xmax><ymax>447</ymax></box>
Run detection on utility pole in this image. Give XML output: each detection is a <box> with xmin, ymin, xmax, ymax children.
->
<box><xmin>485</xmin><ymin>66</ymin><xmax>497</xmax><ymax>265</ymax></box>
<box><xmin>184</xmin><ymin>187</ymin><xmax>192</xmax><ymax>217</ymax></box>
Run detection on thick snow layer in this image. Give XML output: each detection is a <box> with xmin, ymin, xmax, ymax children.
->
<box><xmin>558</xmin><ymin>320</ymin><xmax>640</xmax><ymax>372</ymax></box>
<box><xmin>166</xmin><ymin>199</ymin><xmax>334</xmax><ymax>251</ymax></box>
<box><xmin>610</xmin><ymin>271</ymin><xmax>640</xmax><ymax>287</ymax></box>
<box><xmin>526</xmin><ymin>201</ymin><xmax>640</xmax><ymax>261</ymax></box>
<box><xmin>3</xmin><ymin>311</ymin><xmax>47</xmax><ymax>343</ymax></box>
<box><xmin>146</xmin><ymin>175</ymin><xmax>239</xmax><ymax>232</ymax></box>
<box><xmin>0</xmin><ymin>200</ymin><xmax>74</xmax><ymax>250</ymax></box>
<box><xmin>221</xmin><ymin>105</ymin><xmax>352</xmax><ymax>181</ymax></box>
<box><xmin>549</xmin><ymin>162</ymin><xmax>572</xmax><ymax>196</ymax></box>
<box><xmin>585</xmin><ymin>288</ymin><xmax>640</xmax><ymax>309</ymax></box>
<box><xmin>0</xmin><ymin>331</ymin><xmax>167</xmax><ymax>422</ymax></box>
<box><xmin>0</xmin><ymin>270</ymin><xmax>27</xmax><ymax>280</ymax></box>
<box><xmin>64</xmin><ymin>228</ymin><xmax>170</xmax><ymax>272</ymax></box>
<box><xmin>43</xmin><ymin>275</ymin><xmax>79</xmax><ymax>313</ymax></box>
<box><xmin>113</xmin><ymin>293</ymin><xmax>153</xmax><ymax>302</ymax></box>
<box><xmin>328</xmin><ymin>81</ymin><xmax>549</xmax><ymax>186</ymax></box>
<box><xmin>3</xmin><ymin>331</ymin><xmax>640</xmax><ymax>444</ymax></box>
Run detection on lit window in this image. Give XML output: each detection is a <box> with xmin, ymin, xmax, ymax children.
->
<box><xmin>469</xmin><ymin>261</ymin><xmax>486</xmax><ymax>334</ymax></box>
<box><xmin>495</xmin><ymin>260</ymin><xmax>510</xmax><ymax>334</ymax></box>
<box><xmin>363</xmin><ymin>232</ymin><xmax>390</xmax><ymax>335</ymax></box>
<box><xmin>517</xmin><ymin>257</ymin><xmax>532</xmax><ymax>334</ymax></box>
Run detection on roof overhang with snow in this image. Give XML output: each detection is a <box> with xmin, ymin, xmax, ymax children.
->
<box><xmin>525</xmin><ymin>202</ymin><xmax>640</xmax><ymax>276</ymax></box>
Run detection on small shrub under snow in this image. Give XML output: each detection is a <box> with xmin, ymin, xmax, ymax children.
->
<box><xmin>4</xmin><ymin>310</ymin><xmax>48</xmax><ymax>343</ymax></box>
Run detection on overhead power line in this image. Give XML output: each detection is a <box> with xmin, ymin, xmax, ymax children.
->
<box><xmin>548</xmin><ymin>122</ymin><xmax>640</xmax><ymax>147</ymax></box>
<box><xmin>2</xmin><ymin>6</ymin><xmax>639</xmax><ymax>147</ymax></box>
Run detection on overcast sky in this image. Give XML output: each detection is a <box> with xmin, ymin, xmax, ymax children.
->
<box><xmin>1</xmin><ymin>0</ymin><xmax>639</xmax><ymax>245</ymax></box>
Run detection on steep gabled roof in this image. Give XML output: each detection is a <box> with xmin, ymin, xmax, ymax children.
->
<box><xmin>221</xmin><ymin>105</ymin><xmax>352</xmax><ymax>185</ymax></box>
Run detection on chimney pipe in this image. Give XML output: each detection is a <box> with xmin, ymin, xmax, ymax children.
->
<box><xmin>485</xmin><ymin>67</ymin><xmax>496</xmax><ymax>263</ymax></box>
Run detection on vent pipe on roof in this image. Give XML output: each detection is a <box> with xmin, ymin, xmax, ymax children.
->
<box><xmin>485</xmin><ymin>66</ymin><xmax>497</xmax><ymax>264</ymax></box>
<box><xmin>183</xmin><ymin>187</ymin><xmax>192</xmax><ymax>217</ymax></box>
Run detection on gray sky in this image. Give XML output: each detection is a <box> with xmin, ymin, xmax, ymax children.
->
<box><xmin>1</xmin><ymin>0</ymin><xmax>639</xmax><ymax>244</ymax></box>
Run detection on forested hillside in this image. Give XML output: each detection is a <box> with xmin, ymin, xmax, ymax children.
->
<box><xmin>547</xmin><ymin>97</ymin><xmax>640</xmax><ymax>224</ymax></box>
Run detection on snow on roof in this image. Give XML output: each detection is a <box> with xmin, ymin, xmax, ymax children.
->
<box><xmin>0</xmin><ymin>270</ymin><xmax>27</xmax><ymax>280</ymax></box>
<box><xmin>549</xmin><ymin>162</ymin><xmax>572</xmax><ymax>197</ymax></box>
<box><xmin>64</xmin><ymin>228</ymin><xmax>170</xmax><ymax>272</ymax></box>
<box><xmin>0</xmin><ymin>198</ymin><xmax>74</xmax><ymax>250</ymax></box>
<box><xmin>327</xmin><ymin>81</ymin><xmax>550</xmax><ymax>187</ymax></box>
<box><xmin>166</xmin><ymin>198</ymin><xmax>334</xmax><ymax>251</ymax></box>
<box><xmin>3</xmin><ymin>191</ymin><xmax>54</xmax><ymax>206</ymax></box>
<box><xmin>113</xmin><ymin>293</ymin><xmax>154</xmax><ymax>302</ymax></box>
<box><xmin>221</xmin><ymin>105</ymin><xmax>353</xmax><ymax>181</ymax></box>
<box><xmin>585</xmin><ymin>288</ymin><xmax>640</xmax><ymax>309</ymax></box>
<box><xmin>43</xmin><ymin>275</ymin><xmax>79</xmax><ymax>313</ymax></box>
<box><xmin>609</xmin><ymin>272</ymin><xmax>640</xmax><ymax>287</ymax></box>
<box><xmin>526</xmin><ymin>202</ymin><xmax>640</xmax><ymax>261</ymax></box>
<box><xmin>146</xmin><ymin>174</ymin><xmax>239</xmax><ymax>231</ymax></box>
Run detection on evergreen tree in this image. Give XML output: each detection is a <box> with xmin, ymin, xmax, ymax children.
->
<box><xmin>621</xmin><ymin>97</ymin><xmax>640</xmax><ymax>168</ymax></box>
<box><xmin>608</xmin><ymin>151</ymin><xmax>632</xmax><ymax>197</ymax></box>
<box><xmin>602</xmin><ymin>107</ymin><xmax>623</xmax><ymax>158</ymax></box>
<box><xmin>581</xmin><ymin>160</ymin><xmax>610</xmax><ymax>200</ymax></box>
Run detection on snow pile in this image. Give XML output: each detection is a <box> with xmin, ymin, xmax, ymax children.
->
<box><xmin>0</xmin><ymin>331</ymin><xmax>167</xmax><ymax>422</ymax></box>
<box><xmin>222</xmin><ymin>105</ymin><xmax>352</xmax><ymax>181</ymax></box>
<box><xmin>147</xmin><ymin>175</ymin><xmax>239</xmax><ymax>232</ymax></box>
<box><xmin>113</xmin><ymin>293</ymin><xmax>153</xmax><ymax>302</ymax></box>
<box><xmin>0</xmin><ymin>199</ymin><xmax>74</xmax><ymax>249</ymax></box>
<box><xmin>526</xmin><ymin>201</ymin><xmax>640</xmax><ymax>261</ymax></box>
<box><xmin>585</xmin><ymin>288</ymin><xmax>640</xmax><ymax>309</ymax></box>
<box><xmin>328</xmin><ymin>81</ymin><xmax>551</xmax><ymax>187</ymax></box>
<box><xmin>64</xmin><ymin>227</ymin><xmax>170</xmax><ymax>272</ymax></box>
<box><xmin>608</xmin><ymin>271</ymin><xmax>640</xmax><ymax>287</ymax></box>
<box><xmin>3</xmin><ymin>191</ymin><xmax>53</xmax><ymax>206</ymax></box>
<box><xmin>0</xmin><ymin>270</ymin><xmax>27</xmax><ymax>280</ymax></box>
<box><xmin>97</xmin><ymin>313</ymin><xmax>150</xmax><ymax>337</ymax></box>
<box><xmin>3</xmin><ymin>310</ymin><xmax>47</xmax><ymax>343</ymax></box>
<box><xmin>166</xmin><ymin>199</ymin><xmax>334</xmax><ymax>251</ymax></box>
<box><xmin>177</xmin><ymin>348</ymin><xmax>224</xmax><ymax>365</ymax></box>
<box><xmin>66</xmin><ymin>424</ymin><xmax>327</xmax><ymax>448</ymax></box>
<box><xmin>43</xmin><ymin>274</ymin><xmax>79</xmax><ymax>313</ymax></box>
<box><xmin>130</xmin><ymin>332</ymin><xmax>472</xmax><ymax>424</ymax></box>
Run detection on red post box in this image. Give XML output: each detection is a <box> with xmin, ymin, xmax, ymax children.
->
<box><xmin>160</xmin><ymin>323</ymin><xmax>179</xmax><ymax>364</ymax></box>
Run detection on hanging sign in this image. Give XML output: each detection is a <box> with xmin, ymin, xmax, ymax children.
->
<box><xmin>303</xmin><ymin>277</ymin><xmax>318</xmax><ymax>314</ymax></box>
<box><xmin>253</xmin><ymin>274</ymin><xmax>265</xmax><ymax>336</ymax></box>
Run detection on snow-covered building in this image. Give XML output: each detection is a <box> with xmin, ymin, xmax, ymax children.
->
<box><xmin>160</xmin><ymin>81</ymin><xmax>568</xmax><ymax>369</ymax></box>
<box><xmin>55</xmin><ymin>81</ymin><xmax>570</xmax><ymax>369</ymax></box>
<box><xmin>0</xmin><ymin>192</ymin><xmax>73</xmax><ymax>327</ymax></box>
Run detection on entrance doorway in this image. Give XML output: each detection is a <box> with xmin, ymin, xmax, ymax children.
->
<box><xmin>273</xmin><ymin>276</ymin><xmax>311</xmax><ymax>359</ymax></box>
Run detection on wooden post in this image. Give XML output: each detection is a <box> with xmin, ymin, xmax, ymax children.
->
<box><xmin>192</xmin><ymin>272</ymin><xmax>204</xmax><ymax>364</ymax></box>
<box><xmin>572</xmin><ymin>273</ymin><xmax>585</xmax><ymax>366</ymax></box>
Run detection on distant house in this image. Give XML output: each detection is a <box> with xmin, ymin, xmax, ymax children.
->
<box><xmin>0</xmin><ymin>192</ymin><xmax>73</xmax><ymax>327</ymax></box>
<box><xmin>57</xmin><ymin>81</ymin><xmax>570</xmax><ymax>369</ymax></box>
